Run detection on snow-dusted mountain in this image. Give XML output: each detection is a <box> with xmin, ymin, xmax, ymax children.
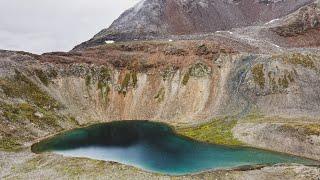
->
<box><xmin>74</xmin><ymin>0</ymin><xmax>316</xmax><ymax>50</ymax></box>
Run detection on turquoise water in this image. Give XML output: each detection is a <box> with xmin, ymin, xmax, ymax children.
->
<box><xmin>31</xmin><ymin>121</ymin><xmax>318</xmax><ymax>175</ymax></box>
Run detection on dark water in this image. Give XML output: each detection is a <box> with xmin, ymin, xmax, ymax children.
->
<box><xmin>31</xmin><ymin>120</ymin><xmax>318</xmax><ymax>175</ymax></box>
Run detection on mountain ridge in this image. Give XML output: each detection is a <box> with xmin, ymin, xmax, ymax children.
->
<box><xmin>73</xmin><ymin>0</ymin><xmax>316</xmax><ymax>50</ymax></box>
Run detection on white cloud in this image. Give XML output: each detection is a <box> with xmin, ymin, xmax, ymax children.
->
<box><xmin>0</xmin><ymin>0</ymin><xmax>141</xmax><ymax>54</ymax></box>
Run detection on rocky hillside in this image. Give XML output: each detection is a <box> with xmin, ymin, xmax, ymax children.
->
<box><xmin>267</xmin><ymin>0</ymin><xmax>320</xmax><ymax>47</ymax></box>
<box><xmin>1</xmin><ymin>0</ymin><xmax>320</xmax><ymax>179</ymax></box>
<box><xmin>74</xmin><ymin>0</ymin><xmax>316</xmax><ymax>50</ymax></box>
<box><xmin>1</xmin><ymin>0</ymin><xmax>320</xmax><ymax>163</ymax></box>
<box><xmin>1</xmin><ymin>38</ymin><xmax>320</xmax><ymax>156</ymax></box>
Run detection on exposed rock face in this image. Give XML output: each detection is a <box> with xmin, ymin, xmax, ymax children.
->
<box><xmin>270</xmin><ymin>3</ymin><xmax>320</xmax><ymax>37</ymax></box>
<box><xmin>1</xmin><ymin>41</ymin><xmax>320</xmax><ymax>154</ymax></box>
<box><xmin>233</xmin><ymin>118</ymin><xmax>320</xmax><ymax>160</ymax></box>
<box><xmin>195</xmin><ymin>1</ymin><xmax>320</xmax><ymax>51</ymax></box>
<box><xmin>73</xmin><ymin>0</ymin><xmax>316</xmax><ymax>50</ymax></box>
<box><xmin>265</xmin><ymin>0</ymin><xmax>320</xmax><ymax>47</ymax></box>
<box><xmin>3</xmin><ymin>43</ymin><xmax>320</xmax><ymax>125</ymax></box>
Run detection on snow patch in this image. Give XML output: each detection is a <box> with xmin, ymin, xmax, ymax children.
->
<box><xmin>133</xmin><ymin>0</ymin><xmax>146</xmax><ymax>13</ymax></box>
<box><xmin>105</xmin><ymin>40</ymin><xmax>115</xmax><ymax>44</ymax></box>
<box><xmin>215</xmin><ymin>30</ymin><xmax>233</xmax><ymax>35</ymax></box>
<box><xmin>273</xmin><ymin>44</ymin><xmax>280</xmax><ymax>48</ymax></box>
<box><xmin>265</xmin><ymin>18</ymin><xmax>280</xmax><ymax>25</ymax></box>
<box><xmin>227</xmin><ymin>31</ymin><xmax>233</xmax><ymax>35</ymax></box>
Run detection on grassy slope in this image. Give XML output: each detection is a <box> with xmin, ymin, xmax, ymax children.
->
<box><xmin>177</xmin><ymin>118</ymin><xmax>243</xmax><ymax>146</ymax></box>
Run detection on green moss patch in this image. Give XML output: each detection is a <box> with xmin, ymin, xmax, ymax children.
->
<box><xmin>97</xmin><ymin>67</ymin><xmax>112</xmax><ymax>88</ymax></box>
<box><xmin>161</xmin><ymin>66</ymin><xmax>176</xmax><ymax>81</ymax></box>
<box><xmin>239</xmin><ymin>114</ymin><xmax>320</xmax><ymax>137</ymax></box>
<box><xmin>154</xmin><ymin>88</ymin><xmax>165</xmax><ymax>102</ymax></box>
<box><xmin>120</xmin><ymin>73</ymin><xmax>131</xmax><ymax>95</ymax></box>
<box><xmin>0</xmin><ymin>101</ymin><xmax>75</xmax><ymax>151</ymax></box>
<box><xmin>86</xmin><ymin>66</ymin><xmax>113</xmax><ymax>102</ymax></box>
<box><xmin>177</xmin><ymin>118</ymin><xmax>242</xmax><ymax>146</ymax></box>
<box><xmin>0</xmin><ymin>70</ymin><xmax>60</xmax><ymax>109</ymax></box>
<box><xmin>131</xmin><ymin>71</ymin><xmax>138</xmax><ymax>88</ymax></box>
<box><xmin>268</xmin><ymin>70</ymin><xmax>295</xmax><ymax>92</ymax></box>
<box><xmin>1</xmin><ymin>103</ymin><xmax>34</xmax><ymax>123</ymax></box>
<box><xmin>0</xmin><ymin>102</ymin><xmax>61</xmax><ymax>129</ymax></box>
<box><xmin>97</xmin><ymin>80</ymin><xmax>110</xmax><ymax>101</ymax></box>
<box><xmin>252</xmin><ymin>64</ymin><xmax>265</xmax><ymax>89</ymax></box>
<box><xmin>189</xmin><ymin>63</ymin><xmax>211</xmax><ymax>77</ymax></box>
<box><xmin>182</xmin><ymin>71</ymin><xmax>190</xmax><ymax>85</ymax></box>
<box><xmin>55</xmin><ymin>159</ymin><xmax>89</xmax><ymax>177</ymax></box>
<box><xmin>34</xmin><ymin>69</ymin><xmax>50</xmax><ymax>86</ymax></box>
<box><xmin>85</xmin><ymin>74</ymin><xmax>92</xmax><ymax>87</ymax></box>
<box><xmin>99</xmin><ymin>67</ymin><xmax>112</xmax><ymax>82</ymax></box>
<box><xmin>34</xmin><ymin>69</ymin><xmax>58</xmax><ymax>86</ymax></box>
<box><xmin>195</xmin><ymin>44</ymin><xmax>210</xmax><ymax>56</ymax></box>
<box><xmin>278</xmin><ymin>75</ymin><xmax>289</xmax><ymax>89</ymax></box>
<box><xmin>182</xmin><ymin>63</ymin><xmax>211</xmax><ymax>85</ymax></box>
<box><xmin>281</xmin><ymin>123</ymin><xmax>320</xmax><ymax>136</ymax></box>
<box><xmin>118</xmin><ymin>71</ymin><xmax>138</xmax><ymax>95</ymax></box>
<box><xmin>240</xmin><ymin>112</ymin><xmax>265</xmax><ymax>123</ymax></box>
<box><xmin>0</xmin><ymin>137</ymin><xmax>21</xmax><ymax>151</ymax></box>
<box><xmin>304</xmin><ymin>124</ymin><xmax>320</xmax><ymax>136</ymax></box>
<box><xmin>282</xmin><ymin>53</ymin><xmax>316</xmax><ymax>69</ymax></box>
<box><xmin>99</xmin><ymin>85</ymin><xmax>111</xmax><ymax>104</ymax></box>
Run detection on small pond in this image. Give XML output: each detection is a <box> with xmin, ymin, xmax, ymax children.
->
<box><xmin>31</xmin><ymin>120</ymin><xmax>318</xmax><ymax>175</ymax></box>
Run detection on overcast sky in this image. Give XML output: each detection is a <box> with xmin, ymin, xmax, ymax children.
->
<box><xmin>0</xmin><ymin>0</ymin><xmax>140</xmax><ymax>54</ymax></box>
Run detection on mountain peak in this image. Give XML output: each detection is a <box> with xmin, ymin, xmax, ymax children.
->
<box><xmin>73</xmin><ymin>0</ymin><xmax>316</xmax><ymax>50</ymax></box>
